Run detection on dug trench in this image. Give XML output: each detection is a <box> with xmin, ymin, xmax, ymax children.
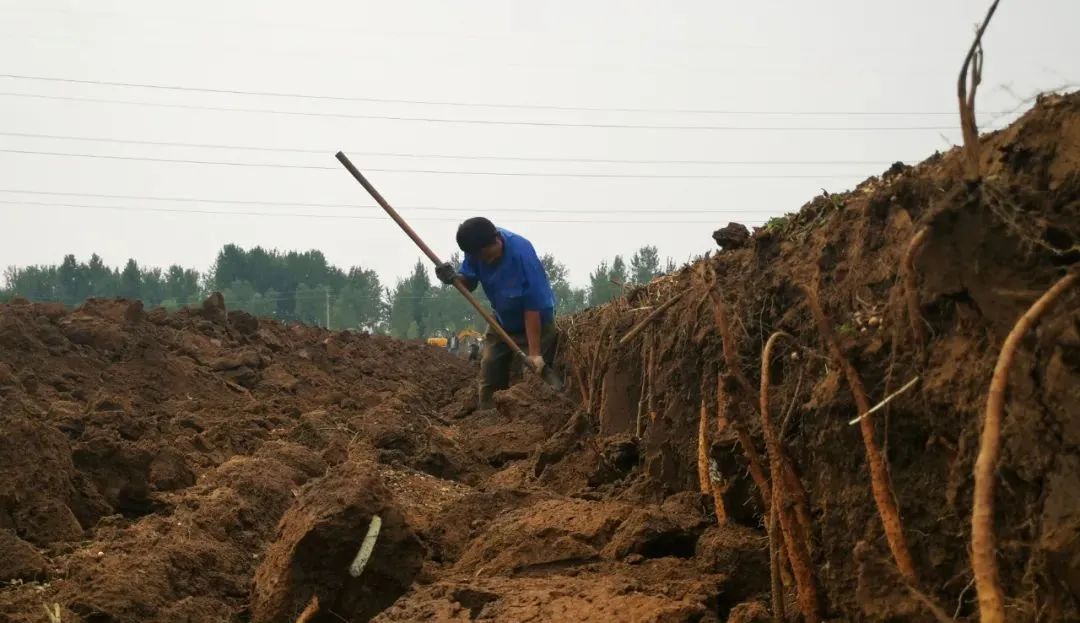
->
<box><xmin>0</xmin><ymin>92</ymin><xmax>1078</xmax><ymax>622</ymax></box>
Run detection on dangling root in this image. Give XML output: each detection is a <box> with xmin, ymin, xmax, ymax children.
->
<box><xmin>718</xmin><ymin>373</ymin><xmax>770</xmax><ymax>514</ymax></box>
<box><xmin>761</xmin><ymin>331</ymin><xmax>821</xmax><ymax>622</ymax></box>
<box><xmin>698</xmin><ymin>396</ymin><xmax>711</xmax><ymax>495</ymax></box>
<box><xmin>903</xmin><ymin>227</ymin><xmax>930</xmax><ymax>347</ymax></box>
<box><xmin>803</xmin><ymin>284</ymin><xmax>918</xmax><ymax>583</ymax></box>
<box><xmin>636</xmin><ymin>338</ymin><xmax>649</xmax><ymax>437</ymax></box>
<box><xmin>768</xmin><ymin>498</ymin><xmax>785</xmax><ymax>623</ymax></box>
<box><xmin>782</xmin><ymin>456</ymin><xmax>814</xmax><ymax>550</ymax></box>
<box><xmin>646</xmin><ymin>331</ymin><xmax>658</xmax><ymax>422</ymax></box>
<box><xmin>295</xmin><ymin>595</ymin><xmax>320</xmax><ymax>623</ymax></box>
<box><xmin>973</xmin><ymin>271</ymin><xmax>1077</xmax><ymax>623</ymax></box>
<box><xmin>710</xmin><ymin>468</ymin><xmax>730</xmax><ymax>525</ymax></box>
<box><xmin>708</xmin><ymin>285</ymin><xmax>772</xmax><ymax>513</ymax></box>
<box><xmin>572</xmin><ymin>365</ymin><xmax>589</xmax><ymax>405</ymax></box>
<box><xmin>734</xmin><ymin>421</ymin><xmax>771</xmax><ymax>515</ymax></box>
<box><xmin>707</xmin><ymin>288</ymin><xmax>756</xmax><ymax>396</ymax></box>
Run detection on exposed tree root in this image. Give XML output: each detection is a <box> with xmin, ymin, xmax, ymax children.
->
<box><xmin>572</xmin><ymin>365</ymin><xmax>589</xmax><ymax>405</ymax></box>
<box><xmin>618</xmin><ymin>291</ymin><xmax>686</xmax><ymax>346</ymax></box>
<box><xmin>698</xmin><ymin>396</ymin><xmax>711</xmax><ymax>495</ymax></box>
<box><xmin>734</xmin><ymin>421</ymin><xmax>771</xmax><ymax>515</ymax></box>
<box><xmin>973</xmin><ymin>270</ymin><xmax>1077</xmax><ymax>623</ymax></box>
<box><xmin>761</xmin><ymin>331</ymin><xmax>821</xmax><ymax>622</ymax></box>
<box><xmin>903</xmin><ymin>227</ymin><xmax>930</xmax><ymax>347</ymax></box>
<box><xmin>295</xmin><ymin>595</ymin><xmax>320</xmax><ymax>623</ymax></box>
<box><xmin>588</xmin><ymin>319</ymin><xmax>612</xmax><ymax>411</ymax></box>
<box><xmin>769</xmin><ymin>496</ymin><xmax>785</xmax><ymax>623</ymax></box>
<box><xmin>781</xmin><ymin>456</ymin><xmax>814</xmax><ymax>551</ymax></box>
<box><xmin>646</xmin><ymin>331</ymin><xmax>658</xmax><ymax>423</ymax></box>
<box><xmin>718</xmin><ymin>373</ymin><xmax>771</xmax><ymax>515</ymax></box>
<box><xmin>957</xmin><ymin>0</ymin><xmax>1000</xmax><ymax>182</ymax></box>
<box><xmin>708</xmin><ymin>292</ymin><xmax>756</xmax><ymax>396</ymax></box>
<box><xmin>803</xmin><ymin>284</ymin><xmax>918</xmax><ymax>584</ymax></box>
<box><xmin>636</xmin><ymin>338</ymin><xmax>649</xmax><ymax>437</ymax></box>
<box><xmin>707</xmin><ymin>283</ymin><xmax>772</xmax><ymax>501</ymax></box>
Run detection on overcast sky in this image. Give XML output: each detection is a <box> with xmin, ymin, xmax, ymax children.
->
<box><xmin>1</xmin><ymin>0</ymin><xmax>1077</xmax><ymax>287</ymax></box>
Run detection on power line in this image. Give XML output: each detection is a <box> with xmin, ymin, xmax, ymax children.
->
<box><xmin>0</xmin><ymin>91</ymin><xmax>965</xmax><ymax>132</ymax></box>
<box><xmin>0</xmin><ymin>189</ymin><xmax>789</xmax><ymax>215</ymax></box>
<box><xmin>0</xmin><ymin>148</ymin><xmax>871</xmax><ymax>179</ymax></box>
<box><xmin>0</xmin><ymin>200</ymin><xmax>766</xmax><ymax>225</ymax></box>
<box><xmin>0</xmin><ymin>73</ymin><xmax>1001</xmax><ymax>117</ymax></box>
<box><xmin>0</xmin><ymin>131</ymin><xmax>911</xmax><ymax>166</ymax></box>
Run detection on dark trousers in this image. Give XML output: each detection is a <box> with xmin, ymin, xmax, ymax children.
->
<box><xmin>480</xmin><ymin>322</ymin><xmax>558</xmax><ymax>408</ymax></box>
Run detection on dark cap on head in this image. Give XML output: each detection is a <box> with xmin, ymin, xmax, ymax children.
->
<box><xmin>456</xmin><ymin>217</ymin><xmax>498</xmax><ymax>254</ymax></box>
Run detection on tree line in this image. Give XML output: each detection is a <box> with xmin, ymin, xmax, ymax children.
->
<box><xmin>1</xmin><ymin>244</ymin><xmax>675</xmax><ymax>338</ymax></box>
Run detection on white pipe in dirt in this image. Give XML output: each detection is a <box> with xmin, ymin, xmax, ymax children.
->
<box><xmin>348</xmin><ymin>515</ymin><xmax>382</xmax><ymax>578</ymax></box>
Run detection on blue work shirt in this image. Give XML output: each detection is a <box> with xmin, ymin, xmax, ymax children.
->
<box><xmin>460</xmin><ymin>228</ymin><xmax>555</xmax><ymax>334</ymax></box>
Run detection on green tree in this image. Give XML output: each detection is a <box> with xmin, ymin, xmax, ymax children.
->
<box><xmin>609</xmin><ymin>255</ymin><xmax>628</xmax><ymax>287</ymax></box>
<box><xmin>165</xmin><ymin>265</ymin><xmax>201</xmax><ymax>306</ymax></box>
<box><xmin>251</xmin><ymin>288</ymin><xmax>280</xmax><ymax>318</ymax></box>
<box><xmin>118</xmin><ymin>259</ymin><xmax>142</xmax><ymax>300</ymax></box>
<box><xmin>141</xmin><ymin>267</ymin><xmax>165</xmax><ymax>306</ymax></box>
<box><xmin>587</xmin><ymin>260</ymin><xmax>613</xmax><ymax>307</ymax></box>
<box><xmin>629</xmin><ymin>246</ymin><xmax>661</xmax><ymax>284</ymax></box>
<box><xmin>223</xmin><ymin>280</ymin><xmax>258</xmax><ymax>313</ymax></box>
<box><xmin>86</xmin><ymin>254</ymin><xmax>116</xmax><ymax>297</ymax></box>
<box><xmin>541</xmin><ymin>254</ymin><xmax>586</xmax><ymax>315</ymax></box>
<box><xmin>294</xmin><ymin>283</ymin><xmax>330</xmax><ymax>326</ymax></box>
<box><xmin>388</xmin><ymin>260</ymin><xmax>432</xmax><ymax>338</ymax></box>
<box><xmin>331</xmin><ymin>267</ymin><xmax>384</xmax><ymax>331</ymax></box>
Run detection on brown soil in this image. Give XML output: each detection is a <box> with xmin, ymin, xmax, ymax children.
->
<box><xmin>0</xmin><ymin>92</ymin><xmax>1078</xmax><ymax>622</ymax></box>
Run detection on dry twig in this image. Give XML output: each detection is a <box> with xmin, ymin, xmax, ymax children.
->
<box><xmin>849</xmin><ymin>376</ymin><xmax>921</xmax><ymax>426</ymax></box>
<box><xmin>973</xmin><ymin>271</ymin><xmax>1077</xmax><ymax>623</ymax></box>
<box><xmin>618</xmin><ymin>291</ymin><xmax>686</xmax><ymax>346</ymax></box>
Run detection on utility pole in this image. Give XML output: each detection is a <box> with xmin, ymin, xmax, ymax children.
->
<box><xmin>325</xmin><ymin>288</ymin><xmax>331</xmax><ymax>329</ymax></box>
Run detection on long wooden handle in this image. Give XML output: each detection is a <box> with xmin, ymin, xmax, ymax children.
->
<box><xmin>335</xmin><ymin>151</ymin><xmax>530</xmax><ymax>365</ymax></box>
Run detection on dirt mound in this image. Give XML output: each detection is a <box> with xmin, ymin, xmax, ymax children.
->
<box><xmin>0</xmin><ymin>296</ymin><xmax>474</xmax><ymax>622</ymax></box>
<box><xmin>251</xmin><ymin>461</ymin><xmax>425</xmax><ymax>623</ymax></box>
<box><xmin>374</xmin><ymin>562</ymin><xmax>727</xmax><ymax>623</ymax></box>
<box><xmin>556</xmin><ymin>91</ymin><xmax>1080</xmax><ymax>620</ymax></box>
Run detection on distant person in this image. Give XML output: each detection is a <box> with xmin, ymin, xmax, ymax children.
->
<box><xmin>436</xmin><ymin>217</ymin><xmax>557</xmax><ymax>409</ymax></box>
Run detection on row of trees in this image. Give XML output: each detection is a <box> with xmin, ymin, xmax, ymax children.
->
<box><xmin>2</xmin><ymin>254</ymin><xmax>202</xmax><ymax>310</ymax></box>
<box><xmin>1</xmin><ymin>245</ymin><xmax>675</xmax><ymax>338</ymax></box>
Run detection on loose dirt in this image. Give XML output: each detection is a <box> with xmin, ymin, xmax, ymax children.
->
<box><xmin>1</xmin><ymin>92</ymin><xmax>1078</xmax><ymax>622</ymax></box>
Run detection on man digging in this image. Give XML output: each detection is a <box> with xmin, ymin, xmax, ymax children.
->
<box><xmin>436</xmin><ymin>217</ymin><xmax>558</xmax><ymax>410</ymax></box>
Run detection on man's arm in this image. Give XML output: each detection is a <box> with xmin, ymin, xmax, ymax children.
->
<box><xmin>524</xmin><ymin>310</ymin><xmax>542</xmax><ymax>357</ymax></box>
<box><xmin>518</xmin><ymin>241</ymin><xmax>553</xmax><ymax>361</ymax></box>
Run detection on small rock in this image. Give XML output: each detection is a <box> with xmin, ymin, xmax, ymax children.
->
<box><xmin>200</xmin><ymin>292</ymin><xmax>228</xmax><ymax>325</ymax></box>
<box><xmin>625</xmin><ymin>553</ymin><xmax>645</xmax><ymax>565</ymax></box>
<box><xmin>228</xmin><ymin>310</ymin><xmax>260</xmax><ymax>335</ymax></box>
<box><xmin>712</xmin><ymin>222</ymin><xmax>751</xmax><ymax>250</ymax></box>
<box><xmin>0</xmin><ymin>530</ymin><xmax>48</xmax><ymax>581</ymax></box>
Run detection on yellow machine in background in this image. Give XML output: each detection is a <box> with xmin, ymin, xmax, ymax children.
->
<box><xmin>426</xmin><ymin>329</ymin><xmax>483</xmax><ymax>361</ymax></box>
